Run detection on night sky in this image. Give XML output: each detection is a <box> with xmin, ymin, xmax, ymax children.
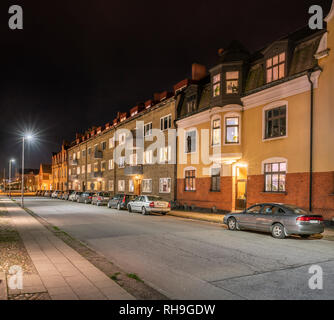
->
<box><xmin>0</xmin><ymin>0</ymin><xmax>332</xmax><ymax>175</ymax></box>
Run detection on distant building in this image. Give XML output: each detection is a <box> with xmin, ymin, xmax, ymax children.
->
<box><xmin>37</xmin><ymin>164</ymin><xmax>52</xmax><ymax>190</ymax></box>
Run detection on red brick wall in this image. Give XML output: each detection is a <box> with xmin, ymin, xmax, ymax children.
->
<box><xmin>247</xmin><ymin>172</ymin><xmax>334</xmax><ymax>221</ymax></box>
<box><xmin>177</xmin><ymin>177</ymin><xmax>233</xmax><ymax>211</ymax></box>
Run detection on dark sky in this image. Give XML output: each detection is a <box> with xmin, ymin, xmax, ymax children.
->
<box><xmin>0</xmin><ymin>0</ymin><xmax>332</xmax><ymax>175</ymax></box>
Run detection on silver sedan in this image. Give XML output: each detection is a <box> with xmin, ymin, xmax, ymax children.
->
<box><xmin>223</xmin><ymin>203</ymin><xmax>324</xmax><ymax>239</ymax></box>
<box><xmin>127</xmin><ymin>195</ymin><xmax>171</xmax><ymax>215</ymax></box>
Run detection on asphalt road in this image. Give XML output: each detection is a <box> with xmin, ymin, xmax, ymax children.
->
<box><xmin>17</xmin><ymin>197</ymin><xmax>334</xmax><ymax>300</ymax></box>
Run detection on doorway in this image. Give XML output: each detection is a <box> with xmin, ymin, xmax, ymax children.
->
<box><xmin>234</xmin><ymin>165</ymin><xmax>248</xmax><ymax>211</ymax></box>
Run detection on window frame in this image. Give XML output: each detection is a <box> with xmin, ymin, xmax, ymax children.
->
<box><xmin>264</xmin><ymin>162</ymin><xmax>287</xmax><ymax>193</ymax></box>
<box><xmin>160</xmin><ymin>114</ymin><xmax>172</xmax><ymax>131</ymax></box>
<box><xmin>212</xmin><ymin>117</ymin><xmax>221</xmax><ymax>147</ymax></box>
<box><xmin>266</xmin><ymin>52</ymin><xmax>286</xmax><ymax>83</ymax></box>
<box><xmin>144</xmin><ymin>122</ymin><xmax>153</xmax><ymax>137</ymax></box>
<box><xmin>185</xmin><ymin>129</ymin><xmax>197</xmax><ymax>154</ymax></box>
<box><xmin>142</xmin><ymin>179</ymin><xmax>152</xmax><ymax>193</ymax></box>
<box><xmin>184</xmin><ymin>170</ymin><xmax>196</xmax><ymax>192</ymax></box>
<box><xmin>159</xmin><ymin>178</ymin><xmax>171</xmax><ymax>194</ymax></box>
<box><xmin>212</xmin><ymin>73</ymin><xmax>221</xmax><ymax>98</ymax></box>
<box><xmin>226</xmin><ymin>71</ymin><xmax>239</xmax><ymax>94</ymax></box>
<box><xmin>210</xmin><ymin>167</ymin><xmax>221</xmax><ymax>192</ymax></box>
<box><xmin>224</xmin><ymin>114</ymin><xmax>240</xmax><ymax>145</ymax></box>
<box><xmin>264</xmin><ymin>105</ymin><xmax>287</xmax><ymax>141</ymax></box>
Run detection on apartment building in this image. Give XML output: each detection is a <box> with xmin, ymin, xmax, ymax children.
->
<box><xmin>176</xmin><ymin>12</ymin><xmax>334</xmax><ymax>220</ymax></box>
<box><xmin>37</xmin><ymin>164</ymin><xmax>52</xmax><ymax>191</ymax></box>
<box><xmin>52</xmin><ymin>142</ymin><xmax>69</xmax><ymax>191</ymax></box>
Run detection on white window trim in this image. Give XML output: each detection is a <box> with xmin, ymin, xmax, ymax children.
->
<box><xmin>262</xmin><ymin>100</ymin><xmax>288</xmax><ymax>142</ymax></box>
<box><xmin>142</xmin><ymin>179</ymin><xmax>152</xmax><ymax>193</ymax></box>
<box><xmin>261</xmin><ymin>157</ymin><xmax>288</xmax><ymax>174</ymax></box>
<box><xmin>159</xmin><ymin>178</ymin><xmax>171</xmax><ymax>194</ymax></box>
<box><xmin>211</xmin><ymin>114</ymin><xmax>222</xmax><ymax>147</ymax></box>
<box><xmin>223</xmin><ymin>112</ymin><xmax>242</xmax><ymax>146</ymax></box>
<box><xmin>184</xmin><ymin>128</ymin><xmax>198</xmax><ymax>154</ymax></box>
<box><xmin>144</xmin><ymin>122</ymin><xmax>153</xmax><ymax>137</ymax></box>
<box><xmin>160</xmin><ymin>114</ymin><xmax>172</xmax><ymax>131</ymax></box>
<box><xmin>183</xmin><ymin>166</ymin><xmax>197</xmax><ymax>178</ymax></box>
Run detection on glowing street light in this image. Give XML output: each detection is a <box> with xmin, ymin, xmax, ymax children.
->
<box><xmin>9</xmin><ymin>159</ymin><xmax>15</xmax><ymax>198</ymax></box>
<box><xmin>21</xmin><ymin>134</ymin><xmax>34</xmax><ymax>208</ymax></box>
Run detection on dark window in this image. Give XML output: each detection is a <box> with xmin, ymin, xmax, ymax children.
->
<box><xmin>161</xmin><ymin>115</ymin><xmax>172</xmax><ymax>131</ymax></box>
<box><xmin>265</xmin><ymin>106</ymin><xmax>286</xmax><ymax>139</ymax></box>
<box><xmin>102</xmin><ymin>142</ymin><xmax>107</xmax><ymax>150</ymax></box>
<box><xmin>211</xmin><ymin>168</ymin><xmax>221</xmax><ymax>192</ymax></box>
<box><xmin>185</xmin><ymin>170</ymin><xmax>196</xmax><ymax>191</ymax></box>
<box><xmin>186</xmin><ymin>131</ymin><xmax>196</xmax><ymax>153</ymax></box>
<box><xmin>264</xmin><ymin>162</ymin><xmax>287</xmax><ymax>192</ymax></box>
<box><xmin>187</xmin><ymin>95</ymin><xmax>197</xmax><ymax>113</ymax></box>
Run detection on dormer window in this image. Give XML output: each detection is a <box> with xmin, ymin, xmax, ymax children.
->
<box><xmin>266</xmin><ymin>52</ymin><xmax>286</xmax><ymax>83</ymax></box>
<box><xmin>226</xmin><ymin>71</ymin><xmax>239</xmax><ymax>94</ymax></box>
<box><xmin>213</xmin><ymin>74</ymin><xmax>221</xmax><ymax>97</ymax></box>
<box><xmin>187</xmin><ymin>95</ymin><xmax>197</xmax><ymax>113</ymax></box>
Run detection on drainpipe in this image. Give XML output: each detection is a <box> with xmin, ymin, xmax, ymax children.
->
<box><xmin>307</xmin><ymin>71</ymin><xmax>314</xmax><ymax>212</ymax></box>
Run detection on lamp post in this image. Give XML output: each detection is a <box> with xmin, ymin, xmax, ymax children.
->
<box><xmin>21</xmin><ymin>135</ymin><xmax>33</xmax><ymax>208</ymax></box>
<box><xmin>9</xmin><ymin>159</ymin><xmax>15</xmax><ymax>198</ymax></box>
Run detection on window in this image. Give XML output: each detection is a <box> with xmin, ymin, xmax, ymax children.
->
<box><xmin>246</xmin><ymin>205</ymin><xmax>262</xmax><ymax>214</ymax></box>
<box><xmin>119</xmin><ymin>157</ymin><xmax>125</xmax><ymax>168</ymax></box>
<box><xmin>212</xmin><ymin>119</ymin><xmax>221</xmax><ymax>146</ymax></box>
<box><xmin>82</xmin><ymin>165</ymin><xmax>86</xmax><ymax>174</ymax></box>
<box><xmin>159</xmin><ymin>146</ymin><xmax>171</xmax><ymax>163</ymax></box>
<box><xmin>213</xmin><ymin>73</ymin><xmax>221</xmax><ymax>97</ymax></box>
<box><xmin>73</xmin><ymin>153</ymin><xmax>76</xmax><ymax>160</ymax></box>
<box><xmin>108</xmin><ymin>159</ymin><xmax>114</xmax><ymax>170</ymax></box>
<box><xmin>87</xmin><ymin>164</ymin><xmax>92</xmax><ymax>173</ymax></box>
<box><xmin>187</xmin><ymin>95</ymin><xmax>197</xmax><ymax>113</ymax></box>
<box><xmin>129</xmin><ymin>180</ymin><xmax>135</xmax><ymax>193</ymax></box>
<box><xmin>211</xmin><ymin>168</ymin><xmax>221</xmax><ymax>192</ymax></box>
<box><xmin>101</xmin><ymin>161</ymin><xmax>106</xmax><ymax>172</ymax></box>
<box><xmin>119</xmin><ymin>133</ymin><xmax>126</xmax><ymax>145</ymax></box>
<box><xmin>144</xmin><ymin>123</ymin><xmax>152</xmax><ymax>137</ymax></box>
<box><xmin>69</xmin><ymin>169</ymin><xmax>72</xmax><ymax>176</ymax></box>
<box><xmin>94</xmin><ymin>162</ymin><xmax>99</xmax><ymax>172</ymax></box>
<box><xmin>225</xmin><ymin>117</ymin><xmax>240</xmax><ymax>144</ymax></box>
<box><xmin>82</xmin><ymin>150</ymin><xmax>86</xmax><ymax>158</ymax></box>
<box><xmin>142</xmin><ymin>179</ymin><xmax>152</xmax><ymax>193</ymax></box>
<box><xmin>185</xmin><ymin>130</ymin><xmax>196</xmax><ymax>153</ymax></box>
<box><xmin>159</xmin><ymin>178</ymin><xmax>171</xmax><ymax>193</ymax></box>
<box><xmin>88</xmin><ymin>147</ymin><xmax>92</xmax><ymax>155</ymax></box>
<box><xmin>185</xmin><ymin>170</ymin><xmax>196</xmax><ymax>191</ymax></box>
<box><xmin>77</xmin><ymin>152</ymin><xmax>81</xmax><ymax>160</ymax></box>
<box><xmin>118</xmin><ymin>180</ymin><xmax>125</xmax><ymax>192</ymax></box>
<box><xmin>77</xmin><ymin>167</ymin><xmax>81</xmax><ymax>175</ymax></box>
<box><xmin>160</xmin><ymin>115</ymin><xmax>172</xmax><ymax>131</ymax></box>
<box><xmin>226</xmin><ymin>71</ymin><xmax>239</xmax><ymax>94</ymax></box>
<box><xmin>144</xmin><ymin>150</ymin><xmax>153</xmax><ymax>165</ymax></box>
<box><xmin>130</xmin><ymin>154</ymin><xmax>137</xmax><ymax>166</ymax></box>
<box><xmin>101</xmin><ymin>141</ymin><xmax>107</xmax><ymax>150</ymax></box>
<box><xmin>264</xmin><ymin>162</ymin><xmax>287</xmax><ymax>192</ymax></box>
<box><xmin>266</xmin><ymin>52</ymin><xmax>286</xmax><ymax>83</ymax></box>
<box><xmin>265</xmin><ymin>106</ymin><xmax>286</xmax><ymax>139</ymax></box>
<box><xmin>108</xmin><ymin>180</ymin><xmax>114</xmax><ymax>192</ymax></box>
<box><xmin>109</xmin><ymin>137</ymin><xmax>115</xmax><ymax>149</ymax></box>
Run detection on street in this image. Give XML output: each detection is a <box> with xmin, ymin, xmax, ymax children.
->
<box><xmin>18</xmin><ymin>197</ymin><xmax>334</xmax><ymax>300</ymax></box>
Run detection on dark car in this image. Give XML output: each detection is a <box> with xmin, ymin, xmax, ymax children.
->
<box><xmin>57</xmin><ymin>191</ymin><xmax>64</xmax><ymax>199</ymax></box>
<box><xmin>77</xmin><ymin>192</ymin><xmax>95</xmax><ymax>204</ymax></box>
<box><xmin>223</xmin><ymin>203</ymin><xmax>324</xmax><ymax>239</ymax></box>
<box><xmin>108</xmin><ymin>194</ymin><xmax>136</xmax><ymax>210</ymax></box>
<box><xmin>92</xmin><ymin>192</ymin><xmax>111</xmax><ymax>206</ymax></box>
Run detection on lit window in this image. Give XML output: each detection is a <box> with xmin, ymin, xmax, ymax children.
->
<box><xmin>159</xmin><ymin>146</ymin><xmax>172</xmax><ymax>163</ymax></box>
<box><xmin>129</xmin><ymin>180</ymin><xmax>135</xmax><ymax>193</ymax></box>
<box><xmin>108</xmin><ymin>159</ymin><xmax>114</xmax><ymax>170</ymax></box>
<box><xmin>87</xmin><ymin>164</ymin><xmax>91</xmax><ymax>173</ymax></box>
<box><xmin>108</xmin><ymin>180</ymin><xmax>114</xmax><ymax>192</ymax></box>
<box><xmin>77</xmin><ymin>167</ymin><xmax>80</xmax><ymax>175</ymax></box>
<box><xmin>118</xmin><ymin>180</ymin><xmax>125</xmax><ymax>192</ymax></box>
<box><xmin>266</xmin><ymin>52</ymin><xmax>285</xmax><ymax>83</ymax></box>
<box><xmin>118</xmin><ymin>157</ymin><xmax>125</xmax><ymax>168</ymax></box>
<box><xmin>144</xmin><ymin>150</ymin><xmax>153</xmax><ymax>165</ymax></box>
<box><xmin>265</xmin><ymin>106</ymin><xmax>286</xmax><ymax>139</ymax></box>
<box><xmin>212</xmin><ymin>119</ymin><xmax>221</xmax><ymax>146</ymax></box>
<box><xmin>82</xmin><ymin>165</ymin><xmax>85</xmax><ymax>174</ymax></box>
<box><xmin>101</xmin><ymin>161</ymin><xmax>106</xmax><ymax>172</ymax></box>
<box><xmin>185</xmin><ymin>170</ymin><xmax>196</xmax><ymax>191</ymax></box>
<box><xmin>109</xmin><ymin>137</ymin><xmax>115</xmax><ymax>149</ymax></box>
<box><xmin>159</xmin><ymin>178</ymin><xmax>171</xmax><ymax>193</ymax></box>
<box><xmin>264</xmin><ymin>162</ymin><xmax>286</xmax><ymax>192</ymax></box>
<box><xmin>226</xmin><ymin>71</ymin><xmax>239</xmax><ymax>94</ymax></box>
<box><xmin>213</xmin><ymin>74</ymin><xmax>221</xmax><ymax>97</ymax></box>
<box><xmin>225</xmin><ymin>117</ymin><xmax>239</xmax><ymax>144</ymax></box>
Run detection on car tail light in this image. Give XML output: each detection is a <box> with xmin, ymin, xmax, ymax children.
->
<box><xmin>98</xmin><ymin>197</ymin><xmax>102</xmax><ymax>201</ymax></box>
<box><xmin>296</xmin><ymin>216</ymin><xmax>323</xmax><ymax>222</ymax></box>
<box><xmin>122</xmin><ymin>195</ymin><xmax>126</xmax><ymax>203</ymax></box>
<box><xmin>149</xmin><ymin>202</ymin><xmax>155</xmax><ymax>208</ymax></box>
<box><xmin>168</xmin><ymin>202</ymin><xmax>171</xmax><ymax>208</ymax></box>
<box><xmin>89</xmin><ymin>196</ymin><xmax>92</xmax><ymax>199</ymax></box>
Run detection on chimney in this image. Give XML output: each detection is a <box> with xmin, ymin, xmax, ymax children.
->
<box><xmin>153</xmin><ymin>93</ymin><xmax>161</xmax><ymax>101</ymax></box>
<box><xmin>192</xmin><ymin>63</ymin><xmax>207</xmax><ymax>81</ymax></box>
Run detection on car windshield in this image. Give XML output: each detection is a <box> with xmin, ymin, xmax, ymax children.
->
<box><xmin>283</xmin><ymin>205</ymin><xmax>309</xmax><ymax>215</ymax></box>
<box><xmin>147</xmin><ymin>196</ymin><xmax>165</xmax><ymax>201</ymax></box>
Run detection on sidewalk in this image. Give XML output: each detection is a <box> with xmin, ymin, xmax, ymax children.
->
<box><xmin>1</xmin><ymin>197</ymin><xmax>134</xmax><ymax>300</ymax></box>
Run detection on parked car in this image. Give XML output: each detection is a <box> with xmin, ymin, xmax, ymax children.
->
<box><xmin>69</xmin><ymin>191</ymin><xmax>82</xmax><ymax>202</ymax></box>
<box><xmin>62</xmin><ymin>190</ymin><xmax>74</xmax><ymax>201</ymax></box>
<box><xmin>92</xmin><ymin>192</ymin><xmax>111</xmax><ymax>206</ymax></box>
<box><xmin>51</xmin><ymin>191</ymin><xmax>59</xmax><ymax>199</ymax></box>
<box><xmin>223</xmin><ymin>203</ymin><xmax>325</xmax><ymax>239</ymax></box>
<box><xmin>127</xmin><ymin>195</ymin><xmax>171</xmax><ymax>215</ymax></box>
<box><xmin>56</xmin><ymin>191</ymin><xmax>64</xmax><ymax>199</ymax></box>
<box><xmin>108</xmin><ymin>194</ymin><xmax>136</xmax><ymax>210</ymax></box>
<box><xmin>44</xmin><ymin>191</ymin><xmax>51</xmax><ymax>197</ymax></box>
<box><xmin>77</xmin><ymin>192</ymin><xmax>95</xmax><ymax>204</ymax></box>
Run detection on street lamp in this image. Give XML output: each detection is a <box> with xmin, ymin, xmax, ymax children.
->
<box><xmin>9</xmin><ymin>159</ymin><xmax>15</xmax><ymax>198</ymax></box>
<box><xmin>21</xmin><ymin>134</ymin><xmax>34</xmax><ymax>208</ymax></box>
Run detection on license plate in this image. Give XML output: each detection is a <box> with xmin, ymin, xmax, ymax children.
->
<box><xmin>156</xmin><ymin>202</ymin><xmax>166</xmax><ymax>208</ymax></box>
<box><xmin>310</xmin><ymin>220</ymin><xmax>320</xmax><ymax>224</ymax></box>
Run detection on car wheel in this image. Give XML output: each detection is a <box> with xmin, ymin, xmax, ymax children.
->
<box><xmin>227</xmin><ymin>217</ymin><xmax>237</xmax><ymax>231</ymax></box>
<box><xmin>142</xmin><ymin>207</ymin><xmax>147</xmax><ymax>215</ymax></box>
<box><xmin>300</xmin><ymin>234</ymin><xmax>311</xmax><ymax>239</ymax></box>
<box><xmin>117</xmin><ymin>203</ymin><xmax>121</xmax><ymax>211</ymax></box>
<box><xmin>127</xmin><ymin>205</ymin><xmax>132</xmax><ymax>212</ymax></box>
<box><xmin>272</xmin><ymin>223</ymin><xmax>286</xmax><ymax>239</ymax></box>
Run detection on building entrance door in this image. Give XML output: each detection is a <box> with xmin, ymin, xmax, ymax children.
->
<box><xmin>236</xmin><ymin>180</ymin><xmax>247</xmax><ymax>211</ymax></box>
